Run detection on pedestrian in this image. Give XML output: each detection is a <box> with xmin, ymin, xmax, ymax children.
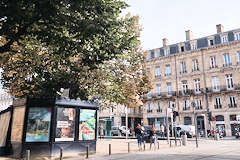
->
<box><xmin>149</xmin><ymin>124</ymin><xmax>157</xmax><ymax>150</ymax></box>
<box><xmin>160</xmin><ymin>124</ymin><xmax>165</xmax><ymax>137</ymax></box>
<box><xmin>135</xmin><ymin>123</ymin><xmax>143</xmax><ymax>150</ymax></box>
<box><xmin>99</xmin><ymin>125</ymin><xmax>104</xmax><ymax>139</ymax></box>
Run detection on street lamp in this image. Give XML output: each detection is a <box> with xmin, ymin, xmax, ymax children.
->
<box><xmin>191</xmin><ymin>101</ymin><xmax>198</xmax><ymax>148</ymax></box>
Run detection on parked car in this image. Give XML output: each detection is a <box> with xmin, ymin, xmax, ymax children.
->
<box><xmin>119</xmin><ymin>126</ymin><xmax>132</xmax><ymax>136</ymax></box>
<box><xmin>142</xmin><ymin>126</ymin><xmax>151</xmax><ymax>143</ymax></box>
<box><xmin>111</xmin><ymin>126</ymin><xmax>120</xmax><ymax>136</ymax></box>
<box><xmin>177</xmin><ymin>125</ymin><xmax>196</xmax><ymax>138</ymax></box>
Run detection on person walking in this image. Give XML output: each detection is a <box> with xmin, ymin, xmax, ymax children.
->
<box><xmin>135</xmin><ymin>123</ymin><xmax>143</xmax><ymax>150</ymax></box>
<box><xmin>149</xmin><ymin>124</ymin><xmax>157</xmax><ymax>150</ymax></box>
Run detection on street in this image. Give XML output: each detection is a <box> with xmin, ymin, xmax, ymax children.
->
<box><xmin>88</xmin><ymin>138</ymin><xmax>240</xmax><ymax>160</ymax></box>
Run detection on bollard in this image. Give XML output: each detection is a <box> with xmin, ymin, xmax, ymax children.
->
<box><xmin>86</xmin><ymin>145</ymin><xmax>89</xmax><ymax>159</ymax></box>
<box><xmin>170</xmin><ymin>140</ymin><xmax>172</xmax><ymax>147</ymax></box>
<box><xmin>60</xmin><ymin>148</ymin><xmax>63</xmax><ymax>160</ymax></box>
<box><xmin>182</xmin><ymin>134</ymin><xmax>187</xmax><ymax>146</ymax></box>
<box><xmin>128</xmin><ymin>142</ymin><xmax>130</xmax><ymax>153</ymax></box>
<box><xmin>158</xmin><ymin>141</ymin><xmax>160</xmax><ymax>149</ymax></box>
<box><xmin>109</xmin><ymin>144</ymin><xmax>111</xmax><ymax>155</ymax></box>
<box><xmin>143</xmin><ymin>142</ymin><xmax>146</xmax><ymax>151</ymax></box>
<box><xmin>26</xmin><ymin>150</ymin><xmax>30</xmax><ymax>160</ymax></box>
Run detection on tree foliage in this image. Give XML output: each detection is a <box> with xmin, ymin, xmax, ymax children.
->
<box><xmin>88</xmin><ymin>15</ymin><xmax>152</xmax><ymax>108</ymax></box>
<box><xmin>0</xmin><ymin>0</ymin><xmax>149</xmax><ymax>99</ymax></box>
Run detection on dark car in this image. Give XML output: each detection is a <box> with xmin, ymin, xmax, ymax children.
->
<box><xmin>142</xmin><ymin>126</ymin><xmax>151</xmax><ymax>143</ymax></box>
<box><xmin>111</xmin><ymin>126</ymin><xmax>120</xmax><ymax>136</ymax></box>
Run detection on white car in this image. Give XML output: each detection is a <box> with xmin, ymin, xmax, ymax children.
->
<box><xmin>177</xmin><ymin>125</ymin><xmax>196</xmax><ymax>138</ymax></box>
<box><xmin>119</xmin><ymin>126</ymin><xmax>132</xmax><ymax>136</ymax></box>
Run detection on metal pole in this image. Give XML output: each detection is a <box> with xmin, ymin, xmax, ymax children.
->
<box><xmin>128</xmin><ymin>142</ymin><xmax>130</xmax><ymax>153</ymax></box>
<box><xmin>109</xmin><ymin>144</ymin><xmax>111</xmax><ymax>155</ymax></box>
<box><xmin>194</xmin><ymin>108</ymin><xmax>198</xmax><ymax>148</ymax></box>
<box><xmin>60</xmin><ymin>148</ymin><xmax>63</xmax><ymax>160</ymax></box>
<box><xmin>26</xmin><ymin>150</ymin><xmax>30</xmax><ymax>160</ymax></box>
<box><xmin>125</xmin><ymin>106</ymin><xmax>128</xmax><ymax>140</ymax></box>
<box><xmin>86</xmin><ymin>145</ymin><xmax>89</xmax><ymax>159</ymax></box>
<box><xmin>166</xmin><ymin>108</ymin><xmax>169</xmax><ymax>144</ymax></box>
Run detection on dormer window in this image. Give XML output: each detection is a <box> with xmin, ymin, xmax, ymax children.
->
<box><xmin>235</xmin><ymin>32</ymin><xmax>240</xmax><ymax>41</ymax></box>
<box><xmin>165</xmin><ymin>49</ymin><xmax>170</xmax><ymax>56</ymax></box>
<box><xmin>191</xmin><ymin>43</ymin><xmax>197</xmax><ymax>50</ymax></box>
<box><xmin>221</xmin><ymin>35</ymin><xmax>228</xmax><ymax>43</ymax></box>
<box><xmin>181</xmin><ymin>46</ymin><xmax>185</xmax><ymax>52</ymax></box>
<box><xmin>209</xmin><ymin>39</ymin><xmax>214</xmax><ymax>46</ymax></box>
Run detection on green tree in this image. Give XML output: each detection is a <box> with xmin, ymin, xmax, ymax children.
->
<box><xmin>88</xmin><ymin>15</ymin><xmax>152</xmax><ymax>109</ymax></box>
<box><xmin>0</xmin><ymin>0</ymin><xmax>144</xmax><ymax>99</ymax></box>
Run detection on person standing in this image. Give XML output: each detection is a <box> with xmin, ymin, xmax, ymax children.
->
<box><xmin>149</xmin><ymin>124</ymin><xmax>157</xmax><ymax>150</ymax></box>
<box><xmin>135</xmin><ymin>124</ymin><xmax>143</xmax><ymax>150</ymax></box>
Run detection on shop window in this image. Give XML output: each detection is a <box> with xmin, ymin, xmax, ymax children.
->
<box><xmin>55</xmin><ymin>108</ymin><xmax>75</xmax><ymax>141</ymax></box>
<box><xmin>230</xmin><ymin>115</ymin><xmax>237</xmax><ymax>121</ymax></box>
<box><xmin>79</xmin><ymin>109</ymin><xmax>96</xmax><ymax>140</ymax></box>
<box><xmin>215</xmin><ymin>115</ymin><xmax>224</xmax><ymax>121</ymax></box>
<box><xmin>26</xmin><ymin>107</ymin><xmax>51</xmax><ymax>142</ymax></box>
<box><xmin>184</xmin><ymin>117</ymin><xmax>192</xmax><ymax>125</ymax></box>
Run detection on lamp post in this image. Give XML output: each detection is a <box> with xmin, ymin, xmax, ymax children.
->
<box><xmin>191</xmin><ymin>101</ymin><xmax>198</xmax><ymax>148</ymax></box>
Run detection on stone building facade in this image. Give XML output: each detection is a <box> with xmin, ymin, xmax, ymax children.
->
<box><xmin>143</xmin><ymin>24</ymin><xmax>240</xmax><ymax>136</ymax></box>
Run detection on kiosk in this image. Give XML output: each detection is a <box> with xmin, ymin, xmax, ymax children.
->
<box><xmin>10</xmin><ymin>97</ymin><xmax>98</xmax><ymax>158</ymax></box>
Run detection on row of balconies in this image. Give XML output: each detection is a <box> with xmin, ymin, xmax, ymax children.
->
<box><xmin>143</xmin><ymin>85</ymin><xmax>240</xmax><ymax>100</ymax></box>
<box><xmin>147</xmin><ymin>109</ymin><xmax>163</xmax><ymax>113</ymax></box>
<box><xmin>154</xmin><ymin>62</ymin><xmax>240</xmax><ymax>79</ymax></box>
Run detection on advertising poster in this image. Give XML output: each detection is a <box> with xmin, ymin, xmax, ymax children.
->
<box><xmin>55</xmin><ymin>108</ymin><xmax>75</xmax><ymax>141</ymax></box>
<box><xmin>26</xmin><ymin>107</ymin><xmax>51</xmax><ymax>142</ymax></box>
<box><xmin>79</xmin><ymin>109</ymin><xmax>96</xmax><ymax>140</ymax></box>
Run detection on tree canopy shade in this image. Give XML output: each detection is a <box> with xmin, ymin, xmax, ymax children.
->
<box><xmin>0</xmin><ymin>0</ymin><xmax>150</xmax><ymax>100</ymax></box>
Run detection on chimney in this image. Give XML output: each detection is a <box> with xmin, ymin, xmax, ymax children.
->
<box><xmin>162</xmin><ymin>38</ymin><xmax>169</xmax><ymax>47</ymax></box>
<box><xmin>185</xmin><ymin>30</ymin><xmax>194</xmax><ymax>41</ymax></box>
<box><xmin>216</xmin><ymin>24</ymin><xmax>224</xmax><ymax>33</ymax></box>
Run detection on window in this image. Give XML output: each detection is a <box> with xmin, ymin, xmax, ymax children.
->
<box><xmin>192</xmin><ymin>59</ymin><xmax>199</xmax><ymax>71</ymax></box>
<box><xmin>223</xmin><ymin>53</ymin><xmax>231</xmax><ymax>66</ymax></box>
<box><xmin>155</xmin><ymin>50</ymin><xmax>160</xmax><ymax>57</ymax></box>
<box><xmin>221</xmin><ymin>35</ymin><xmax>228</xmax><ymax>43</ymax></box>
<box><xmin>182</xmin><ymin>80</ymin><xmax>188</xmax><ymax>94</ymax></box>
<box><xmin>191</xmin><ymin>43</ymin><xmax>197</xmax><ymax>50</ymax></box>
<box><xmin>165</xmin><ymin>49</ymin><xmax>170</xmax><ymax>56</ymax></box>
<box><xmin>167</xmin><ymin>83</ymin><xmax>172</xmax><ymax>95</ymax></box>
<box><xmin>55</xmin><ymin>108</ymin><xmax>75</xmax><ymax>141</ymax></box>
<box><xmin>212</xmin><ymin>77</ymin><xmax>220</xmax><ymax>91</ymax></box>
<box><xmin>155</xmin><ymin>67</ymin><xmax>161</xmax><ymax>78</ymax></box>
<box><xmin>230</xmin><ymin>115</ymin><xmax>237</xmax><ymax>121</ymax></box>
<box><xmin>229</xmin><ymin>96</ymin><xmax>237</xmax><ymax>108</ymax></box>
<box><xmin>226</xmin><ymin>74</ymin><xmax>234</xmax><ymax>90</ymax></box>
<box><xmin>184</xmin><ymin>117</ymin><xmax>192</xmax><ymax>125</ymax></box>
<box><xmin>194</xmin><ymin>79</ymin><xmax>201</xmax><ymax>93</ymax></box>
<box><xmin>214</xmin><ymin>97</ymin><xmax>222</xmax><ymax>109</ymax></box>
<box><xmin>147</xmin><ymin>103</ymin><xmax>152</xmax><ymax>113</ymax></box>
<box><xmin>183</xmin><ymin>100</ymin><xmax>190</xmax><ymax>110</ymax></box>
<box><xmin>79</xmin><ymin>109</ymin><xmax>96</xmax><ymax>140</ymax></box>
<box><xmin>165</xmin><ymin>64</ymin><xmax>171</xmax><ymax>76</ymax></box>
<box><xmin>181</xmin><ymin>46</ymin><xmax>185</xmax><ymax>52</ymax></box>
<box><xmin>150</xmin><ymin>50</ymin><xmax>155</xmax><ymax>59</ymax></box>
<box><xmin>26</xmin><ymin>107</ymin><xmax>51</xmax><ymax>142</ymax></box>
<box><xmin>235</xmin><ymin>32</ymin><xmax>240</xmax><ymax>41</ymax></box>
<box><xmin>147</xmin><ymin>91</ymin><xmax>152</xmax><ymax>98</ymax></box>
<box><xmin>238</xmin><ymin>51</ymin><xmax>240</xmax><ymax>64</ymax></box>
<box><xmin>209</xmin><ymin>39</ymin><xmax>214</xmax><ymax>46</ymax></box>
<box><xmin>180</xmin><ymin>61</ymin><xmax>187</xmax><ymax>74</ymax></box>
<box><xmin>156</xmin><ymin>84</ymin><xmax>161</xmax><ymax>96</ymax></box>
<box><xmin>210</xmin><ymin>56</ymin><xmax>217</xmax><ymax>69</ymax></box>
<box><xmin>195</xmin><ymin>99</ymin><xmax>202</xmax><ymax>110</ymax></box>
<box><xmin>157</xmin><ymin>102</ymin><xmax>162</xmax><ymax>112</ymax></box>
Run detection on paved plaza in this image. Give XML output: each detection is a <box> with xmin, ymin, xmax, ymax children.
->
<box><xmin>88</xmin><ymin>138</ymin><xmax>240</xmax><ymax>160</ymax></box>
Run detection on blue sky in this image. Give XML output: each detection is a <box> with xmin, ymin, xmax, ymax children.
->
<box><xmin>123</xmin><ymin>0</ymin><xmax>240</xmax><ymax>50</ymax></box>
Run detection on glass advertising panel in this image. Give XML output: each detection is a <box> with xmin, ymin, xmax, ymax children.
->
<box><xmin>79</xmin><ymin>109</ymin><xmax>96</xmax><ymax>140</ymax></box>
<box><xmin>55</xmin><ymin>108</ymin><xmax>75</xmax><ymax>141</ymax></box>
<box><xmin>26</xmin><ymin>107</ymin><xmax>51</xmax><ymax>142</ymax></box>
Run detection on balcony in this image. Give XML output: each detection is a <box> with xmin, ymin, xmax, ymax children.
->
<box><xmin>192</xmin><ymin>68</ymin><xmax>199</xmax><ymax>72</ymax></box>
<box><xmin>155</xmin><ymin>75</ymin><xmax>161</xmax><ymax>78</ymax></box>
<box><xmin>142</xmin><ymin>92</ymin><xmax>177</xmax><ymax>100</ymax></box>
<box><xmin>183</xmin><ymin>107</ymin><xmax>190</xmax><ymax>111</ymax></box>
<box><xmin>196</xmin><ymin>106</ymin><xmax>203</xmax><ymax>110</ymax></box>
<box><xmin>214</xmin><ymin>104</ymin><xmax>222</xmax><ymax>109</ymax></box>
<box><xmin>165</xmin><ymin>73</ymin><xmax>171</xmax><ymax>76</ymax></box>
<box><xmin>223</xmin><ymin>63</ymin><xmax>232</xmax><ymax>67</ymax></box>
<box><xmin>228</xmin><ymin>104</ymin><xmax>237</xmax><ymax>108</ymax></box>
<box><xmin>178</xmin><ymin>89</ymin><xmax>194</xmax><ymax>96</ymax></box>
<box><xmin>180</xmin><ymin>70</ymin><xmax>187</xmax><ymax>74</ymax></box>
<box><xmin>209</xmin><ymin>65</ymin><xmax>218</xmax><ymax>69</ymax></box>
<box><xmin>147</xmin><ymin>110</ymin><xmax>152</xmax><ymax>113</ymax></box>
<box><xmin>157</xmin><ymin>109</ymin><xmax>162</xmax><ymax>112</ymax></box>
<box><xmin>206</xmin><ymin>85</ymin><xmax>240</xmax><ymax>94</ymax></box>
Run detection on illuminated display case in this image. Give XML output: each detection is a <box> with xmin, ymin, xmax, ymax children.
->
<box><xmin>10</xmin><ymin>97</ymin><xmax>98</xmax><ymax>158</ymax></box>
